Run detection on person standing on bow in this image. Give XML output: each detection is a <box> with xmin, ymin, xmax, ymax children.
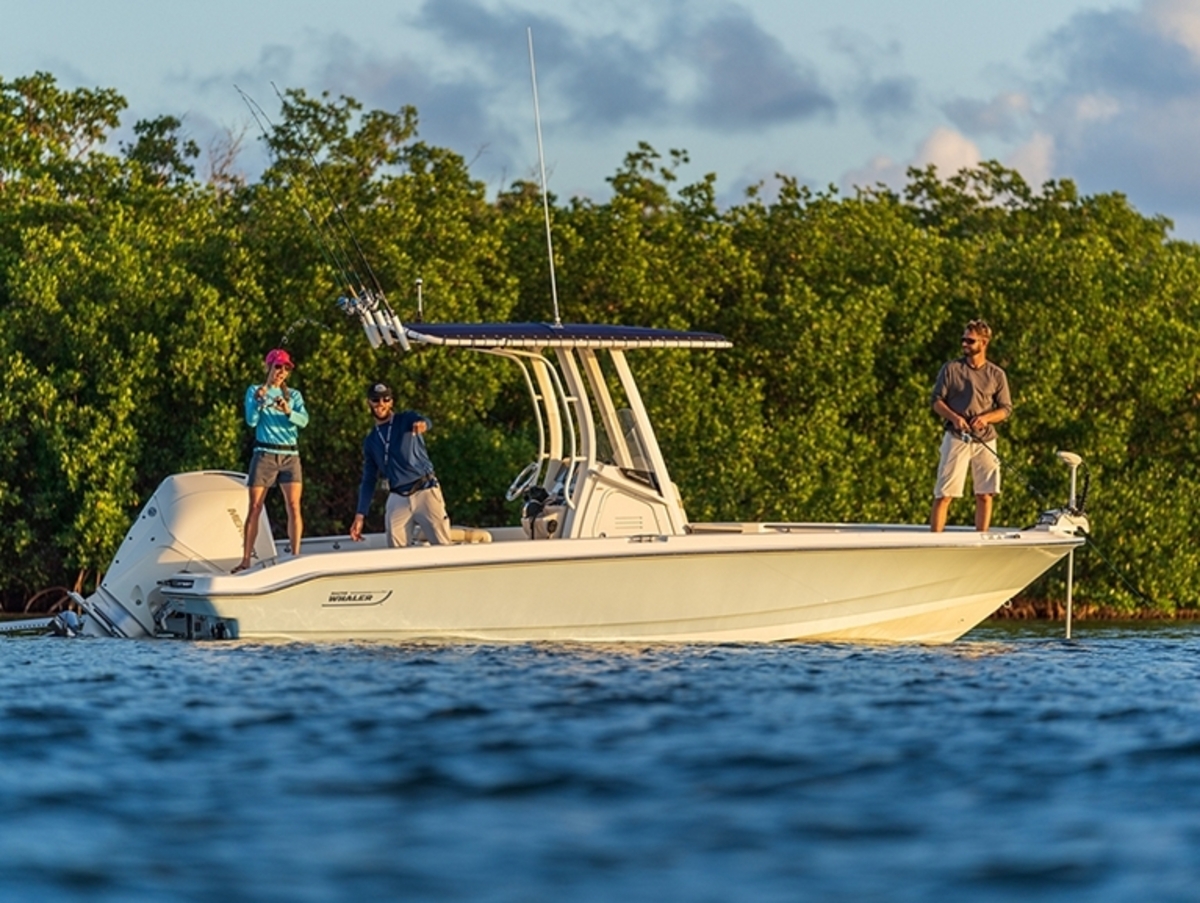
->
<box><xmin>929</xmin><ymin>319</ymin><xmax>1013</xmax><ymax>533</ymax></box>
<box><xmin>234</xmin><ymin>348</ymin><xmax>310</xmax><ymax>573</ymax></box>
<box><xmin>350</xmin><ymin>382</ymin><xmax>452</xmax><ymax>547</ymax></box>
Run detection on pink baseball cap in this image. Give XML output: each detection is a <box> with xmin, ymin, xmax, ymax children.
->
<box><xmin>264</xmin><ymin>348</ymin><xmax>294</xmax><ymax>369</ymax></box>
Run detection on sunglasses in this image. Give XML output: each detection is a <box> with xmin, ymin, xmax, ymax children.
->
<box><xmin>368</xmin><ymin>397</ymin><xmax>393</xmax><ymax>405</ymax></box>
<box><xmin>961</xmin><ymin>337</ymin><xmax>980</xmax><ymax>345</ymax></box>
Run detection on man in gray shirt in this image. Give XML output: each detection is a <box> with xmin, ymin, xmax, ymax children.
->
<box><xmin>929</xmin><ymin>319</ymin><xmax>1013</xmax><ymax>532</ymax></box>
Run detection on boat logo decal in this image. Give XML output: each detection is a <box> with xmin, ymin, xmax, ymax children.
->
<box><xmin>324</xmin><ymin>590</ymin><xmax>393</xmax><ymax>607</ymax></box>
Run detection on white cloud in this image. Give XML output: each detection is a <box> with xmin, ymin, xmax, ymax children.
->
<box><xmin>1006</xmin><ymin>132</ymin><xmax>1055</xmax><ymax>186</ymax></box>
<box><xmin>1146</xmin><ymin>0</ymin><xmax>1200</xmax><ymax>59</ymax></box>
<box><xmin>913</xmin><ymin>127</ymin><xmax>982</xmax><ymax>174</ymax></box>
<box><xmin>1026</xmin><ymin>2</ymin><xmax>1200</xmax><ymax>226</ymax></box>
<box><xmin>840</xmin><ymin>127</ymin><xmax>982</xmax><ymax>194</ymax></box>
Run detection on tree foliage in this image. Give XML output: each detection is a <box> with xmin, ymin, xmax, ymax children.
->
<box><xmin>2</xmin><ymin>73</ymin><xmax>1198</xmax><ymax>614</ymax></box>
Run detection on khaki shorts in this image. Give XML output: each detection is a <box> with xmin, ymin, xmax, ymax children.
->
<box><xmin>247</xmin><ymin>451</ymin><xmax>303</xmax><ymax>488</ymax></box>
<box><xmin>933</xmin><ymin>432</ymin><xmax>1000</xmax><ymax>498</ymax></box>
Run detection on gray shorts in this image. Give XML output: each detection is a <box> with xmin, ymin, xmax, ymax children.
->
<box><xmin>247</xmin><ymin>451</ymin><xmax>303</xmax><ymax>488</ymax></box>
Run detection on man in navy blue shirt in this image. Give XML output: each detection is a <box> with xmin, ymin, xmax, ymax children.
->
<box><xmin>349</xmin><ymin>382</ymin><xmax>452</xmax><ymax>547</ymax></box>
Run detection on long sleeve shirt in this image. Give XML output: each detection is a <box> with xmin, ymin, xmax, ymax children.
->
<box><xmin>244</xmin><ymin>384</ymin><xmax>309</xmax><ymax>451</ymax></box>
<box><xmin>356</xmin><ymin>411</ymin><xmax>437</xmax><ymax>515</ymax></box>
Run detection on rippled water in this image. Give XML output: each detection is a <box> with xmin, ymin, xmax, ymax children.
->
<box><xmin>2</xmin><ymin>622</ymin><xmax>1199</xmax><ymax>902</ymax></box>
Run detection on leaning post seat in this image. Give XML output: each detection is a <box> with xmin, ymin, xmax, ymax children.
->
<box><xmin>409</xmin><ymin>524</ymin><xmax>493</xmax><ymax>544</ymax></box>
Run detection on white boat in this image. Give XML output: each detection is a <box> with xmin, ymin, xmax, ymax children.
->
<box><xmin>67</xmin><ymin>321</ymin><xmax>1087</xmax><ymax>643</ymax></box>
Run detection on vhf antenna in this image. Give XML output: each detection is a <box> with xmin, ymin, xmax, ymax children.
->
<box><xmin>527</xmin><ymin>27</ymin><xmax>562</xmax><ymax>328</ymax></box>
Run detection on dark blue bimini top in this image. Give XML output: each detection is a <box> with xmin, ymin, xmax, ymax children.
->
<box><xmin>403</xmin><ymin>322</ymin><xmax>732</xmax><ymax>350</ymax></box>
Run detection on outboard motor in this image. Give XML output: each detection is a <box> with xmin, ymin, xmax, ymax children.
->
<box><xmin>69</xmin><ymin>472</ymin><xmax>275</xmax><ymax>637</ymax></box>
<box><xmin>51</xmin><ymin>610</ymin><xmax>82</xmax><ymax>637</ymax></box>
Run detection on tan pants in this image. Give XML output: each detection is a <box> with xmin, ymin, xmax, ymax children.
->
<box><xmin>385</xmin><ymin>485</ymin><xmax>452</xmax><ymax>547</ymax></box>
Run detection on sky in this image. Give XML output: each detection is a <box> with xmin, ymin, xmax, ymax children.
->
<box><xmin>8</xmin><ymin>0</ymin><xmax>1200</xmax><ymax>237</ymax></box>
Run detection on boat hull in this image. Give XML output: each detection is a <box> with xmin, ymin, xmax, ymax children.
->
<box><xmin>160</xmin><ymin>530</ymin><xmax>1079</xmax><ymax>644</ymax></box>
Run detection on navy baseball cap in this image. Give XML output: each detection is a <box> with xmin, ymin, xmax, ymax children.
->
<box><xmin>367</xmin><ymin>383</ymin><xmax>393</xmax><ymax>401</ymax></box>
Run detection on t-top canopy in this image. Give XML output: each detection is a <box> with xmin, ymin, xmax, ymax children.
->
<box><xmin>403</xmin><ymin>322</ymin><xmax>733</xmax><ymax>350</ymax></box>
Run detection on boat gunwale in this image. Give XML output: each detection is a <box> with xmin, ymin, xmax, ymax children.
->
<box><xmin>162</xmin><ymin>527</ymin><xmax>1084</xmax><ymax>601</ymax></box>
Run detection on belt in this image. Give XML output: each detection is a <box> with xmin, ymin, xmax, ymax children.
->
<box><xmin>390</xmin><ymin>475</ymin><xmax>438</xmax><ymax>497</ymax></box>
<box><xmin>256</xmin><ymin>443</ymin><xmax>298</xmax><ymax>453</ymax></box>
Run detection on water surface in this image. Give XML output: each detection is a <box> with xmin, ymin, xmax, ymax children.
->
<box><xmin>3</xmin><ymin>622</ymin><xmax>1199</xmax><ymax>901</ymax></box>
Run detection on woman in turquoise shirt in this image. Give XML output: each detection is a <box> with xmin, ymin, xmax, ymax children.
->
<box><xmin>234</xmin><ymin>348</ymin><xmax>309</xmax><ymax>573</ymax></box>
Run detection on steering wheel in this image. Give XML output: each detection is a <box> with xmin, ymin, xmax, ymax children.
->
<box><xmin>506</xmin><ymin>461</ymin><xmax>542</xmax><ymax>502</ymax></box>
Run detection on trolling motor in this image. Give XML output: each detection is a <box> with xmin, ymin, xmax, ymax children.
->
<box><xmin>1035</xmin><ymin>450</ymin><xmax>1090</xmax><ymax>535</ymax></box>
<box><xmin>338</xmin><ymin>290</ymin><xmax>410</xmax><ymax>351</ymax></box>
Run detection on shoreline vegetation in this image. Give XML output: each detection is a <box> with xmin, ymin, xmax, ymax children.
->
<box><xmin>996</xmin><ymin>599</ymin><xmax>1200</xmax><ymax>621</ymax></box>
<box><xmin>2</xmin><ymin>73</ymin><xmax>1198</xmax><ymax>617</ymax></box>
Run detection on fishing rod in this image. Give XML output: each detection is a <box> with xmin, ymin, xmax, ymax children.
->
<box><xmin>236</xmin><ymin>85</ymin><xmax>363</xmax><ymax>301</ymax></box>
<box><xmin>955</xmin><ymin>429</ymin><xmax>1089</xmax><ymax>513</ymax></box>
<box><xmin>237</xmin><ymin>84</ymin><xmax>409</xmax><ymax>352</ymax></box>
<box><xmin>266</xmin><ymin>82</ymin><xmax>410</xmax><ymax>353</ymax></box>
<box><xmin>267</xmin><ymin>83</ymin><xmax>386</xmax><ymax>298</ymax></box>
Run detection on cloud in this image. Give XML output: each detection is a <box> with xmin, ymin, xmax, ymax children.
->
<box><xmin>890</xmin><ymin>0</ymin><xmax>1200</xmax><ymax>233</ymax></box>
<box><xmin>1059</xmin><ymin>95</ymin><xmax>1200</xmax><ymax>211</ymax></box>
<box><xmin>1005</xmin><ymin>132</ymin><xmax>1055</xmax><ymax>187</ymax></box>
<box><xmin>840</xmin><ymin>153</ymin><xmax>906</xmax><ymax>193</ymax></box>
<box><xmin>828</xmin><ymin>29</ymin><xmax>916</xmax><ymax>126</ymax></box>
<box><xmin>415</xmin><ymin>0</ymin><xmax>670</xmax><ymax>129</ymax></box>
<box><xmin>682</xmin><ymin>8</ymin><xmax>835</xmax><ymax>129</ymax></box>
<box><xmin>913</xmin><ymin>127</ymin><xmax>982</xmax><ymax>174</ymax></box>
<box><xmin>943</xmin><ymin>92</ymin><xmax>1031</xmax><ymax>140</ymax></box>
<box><xmin>315</xmin><ymin>38</ymin><xmax>511</xmax><ymax>159</ymax></box>
<box><xmin>1145</xmin><ymin>0</ymin><xmax>1200</xmax><ymax>60</ymax></box>
<box><xmin>840</xmin><ymin>128</ymin><xmax>1054</xmax><ymax>199</ymax></box>
<box><xmin>840</xmin><ymin>127</ymin><xmax>981</xmax><ymax>194</ymax></box>
<box><xmin>407</xmin><ymin>0</ymin><xmax>838</xmax><ymax>134</ymax></box>
<box><xmin>858</xmin><ymin>76</ymin><xmax>918</xmax><ymax>120</ymax></box>
<box><xmin>1028</xmin><ymin>1</ymin><xmax>1200</xmax><ymax>214</ymax></box>
<box><xmin>173</xmin><ymin>0</ymin><xmax>840</xmax><ymax>198</ymax></box>
<box><xmin>1036</xmin><ymin>4</ymin><xmax>1200</xmax><ymax>101</ymax></box>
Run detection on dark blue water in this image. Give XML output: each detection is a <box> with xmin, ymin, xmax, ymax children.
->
<box><xmin>3</xmin><ymin>623</ymin><xmax>1199</xmax><ymax>902</ymax></box>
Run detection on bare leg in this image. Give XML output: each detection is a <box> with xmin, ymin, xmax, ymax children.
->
<box><xmin>281</xmin><ymin>481</ymin><xmax>303</xmax><ymax>556</ymax></box>
<box><xmin>975</xmin><ymin>494</ymin><xmax>994</xmax><ymax>532</ymax></box>
<box><xmin>236</xmin><ymin>486</ymin><xmax>269</xmax><ymax>572</ymax></box>
<box><xmin>930</xmin><ymin>496</ymin><xmax>952</xmax><ymax>532</ymax></box>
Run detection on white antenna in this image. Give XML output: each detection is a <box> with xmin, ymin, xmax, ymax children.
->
<box><xmin>527</xmin><ymin>27</ymin><xmax>562</xmax><ymax>328</ymax></box>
